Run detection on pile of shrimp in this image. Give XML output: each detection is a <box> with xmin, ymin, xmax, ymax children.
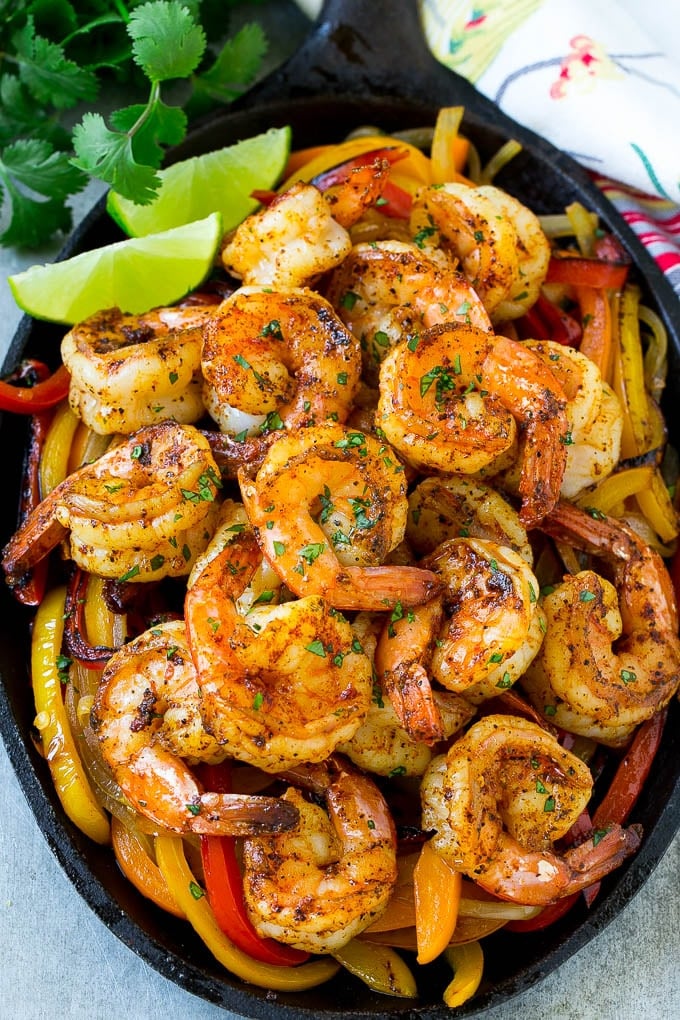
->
<box><xmin>3</xmin><ymin>125</ymin><xmax>679</xmax><ymax>1004</ymax></box>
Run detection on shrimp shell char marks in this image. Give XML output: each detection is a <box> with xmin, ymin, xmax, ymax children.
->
<box><xmin>201</xmin><ymin>285</ymin><xmax>361</xmax><ymax>436</ymax></box>
<box><xmin>61</xmin><ymin>304</ymin><xmax>216</xmax><ymax>435</ymax></box>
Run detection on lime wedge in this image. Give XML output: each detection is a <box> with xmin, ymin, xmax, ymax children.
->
<box><xmin>107</xmin><ymin>126</ymin><xmax>292</xmax><ymax>237</ymax></box>
<box><xmin>9</xmin><ymin>212</ymin><xmax>223</xmax><ymax>325</ymax></box>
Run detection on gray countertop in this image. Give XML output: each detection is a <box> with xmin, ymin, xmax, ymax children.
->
<box><xmin>1</xmin><ymin>2</ymin><xmax>679</xmax><ymax>1016</ymax></box>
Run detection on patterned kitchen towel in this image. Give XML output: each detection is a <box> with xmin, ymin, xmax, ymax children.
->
<box><xmin>295</xmin><ymin>0</ymin><xmax>680</xmax><ymax>296</ymax></box>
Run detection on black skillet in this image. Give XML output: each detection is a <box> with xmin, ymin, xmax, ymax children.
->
<box><xmin>1</xmin><ymin>0</ymin><xmax>679</xmax><ymax>1016</ymax></box>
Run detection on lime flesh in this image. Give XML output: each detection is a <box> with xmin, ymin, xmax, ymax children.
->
<box><xmin>9</xmin><ymin>212</ymin><xmax>223</xmax><ymax>324</ymax></box>
<box><xmin>107</xmin><ymin>126</ymin><xmax>291</xmax><ymax>237</ymax></box>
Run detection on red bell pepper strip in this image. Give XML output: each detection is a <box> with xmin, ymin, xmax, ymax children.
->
<box><xmin>198</xmin><ymin>763</ymin><xmax>309</xmax><ymax>966</ymax></box>
<box><xmin>534</xmin><ymin>293</ymin><xmax>583</xmax><ymax>346</ymax></box>
<box><xmin>62</xmin><ymin>569</ymin><xmax>115</xmax><ymax>668</ymax></box>
<box><xmin>545</xmin><ymin>253</ymin><xmax>629</xmax><ymax>290</ymax></box>
<box><xmin>0</xmin><ymin>362</ymin><xmax>70</xmax><ymax>414</ymax></box>
<box><xmin>10</xmin><ymin>366</ymin><xmax>53</xmax><ymax>605</ymax></box>
<box><xmin>591</xmin><ymin>708</ymin><xmax>668</xmax><ymax>830</ymax></box>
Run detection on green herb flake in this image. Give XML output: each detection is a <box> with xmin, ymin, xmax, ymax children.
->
<box><xmin>305</xmin><ymin>639</ymin><xmax>326</xmax><ymax>657</ymax></box>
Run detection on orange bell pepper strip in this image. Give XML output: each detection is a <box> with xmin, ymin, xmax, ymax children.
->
<box><xmin>111</xmin><ymin>816</ymin><xmax>184</xmax><ymax>918</ymax></box>
<box><xmin>545</xmin><ymin>252</ymin><xmax>629</xmax><ymax>290</ymax></box>
<box><xmin>413</xmin><ymin>840</ymin><xmax>462</xmax><ymax>964</ymax></box>
<box><xmin>577</xmin><ymin>286</ymin><xmax>612</xmax><ymax>380</ymax></box>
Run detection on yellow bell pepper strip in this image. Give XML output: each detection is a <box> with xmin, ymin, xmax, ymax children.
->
<box><xmin>576</xmin><ymin>465</ymin><xmax>654</xmax><ymax>516</ymax></box>
<box><xmin>360</xmin><ymin>916</ymin><xmax>507</xmax><ymax>951</ymax></box>
<box><xmin>31</xmin><ymin>586</ymin><xmax>110</xmax><ymax>844</ymax></box>
<box><xmin>0</xmin><ymin>361</ymin><xmax>70</xmax><ymax>414</ymax></box>
<box><xmin>331</xmin><ymin>939</ymin><xmax>417</xmax><ymax>998</ymax></box>
<box><xmin>443</xmin><ymin>942</ymin><xmax>484</xmax><ymax>1008</ymax></box>
<box><xmin>154</xmin><ymin>834</ymin><xmax>340</xmax><ymax>991</ymax></box>
<box><xmin>111</xmin><ymin>816</ymin><xmax>184</xmax><ymax>918</ymax></box>
<box><xmin>413</xmin><ymin>840</ymin><xmax>462</xmax><ymax>964</ymax></box>
<box><xmin>39</xmin><ymin>401</ymin><xmax>81</xmax><ymax>496</ymax></box>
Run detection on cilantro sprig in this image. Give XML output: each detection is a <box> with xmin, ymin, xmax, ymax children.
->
<box><xmin>0</xmin><ymin>1</ymin><xmax>268</xmax><ymax>248</ymax></box>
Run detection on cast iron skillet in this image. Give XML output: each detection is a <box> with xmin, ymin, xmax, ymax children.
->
<box><xmin>1</xmin><ymin>0</ymin><xmax>679</xmax><ymax>1015</ymax></box>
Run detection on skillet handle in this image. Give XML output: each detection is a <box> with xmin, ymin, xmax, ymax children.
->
<box><xmin>241</xmin><ymin>0</ymin><xmax>507</xmax><ymax>123</ymax></box>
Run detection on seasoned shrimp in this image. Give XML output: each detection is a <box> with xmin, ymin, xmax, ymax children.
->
<box><xmin>238</xmin><ymin>422</ymin><xmax>441</xmax><ymax>611</ymax></box>
<box><xmin>422</xmin><ymin>538</ymin><xmax>545</xmax><ymax>703</ymax></box>
<box><xmin>325</xmin><ymin>240</ymin><xmax>491</xmax><ymax>380</ymax></box>
<box><xmin>420</xmin><ymin>714</ymin><xmax>642</xmax><ymax>904</ymax></box>
<box><xmin>222</xmin><ymin>182</ymin><xmax>352</xmax><ymax>288</ymax></box>
<box><xmin>2</xmin><ymin>421</ymin><xmax>222</xmax><ymax>586</ymax></box>
<box><xmin>409</xmin><ymin>183</ymin><xmax>550</xmax><ymax>322</ymax></box>
<box><xmin>522</xmin><ymin>501</ymin><xmax>680</xmax><ymax>745</ymax></box>
<box><xmin>201</xmin><ymin>286</ymin><xmax>361</xmax><ymax>436</ymax></box>
<box><xmin>61</xmin><ymin>304</ymin><xmax>216</xmax><ymax>435</ymax></box>
<box><xmin>501</xmin><ymin>341</ymin><xmax>623</xmax><ymax>499</ymax></box>
<box><xmin>377</xmin><ymin>323</ymin><xmax>569</xmax><ymax>526</ymax></box>
<box><xmin>242</xmin><ymin>757</ymin><xmax>398</xmax><ymax>952</ymax></box>
<box><xmin>90</xmin><ymin>620</ymin><xmax>298</xmax><ymax>835</ymax></box>
<box><xmin>184</xmin><ymin>526</ymin><xmax>372</xmax><ymax>771</ymax></box>
<box><xmin>406</xmin><ymin>474</ymin><xmax>532</xmax><ymax>563</ymax></box>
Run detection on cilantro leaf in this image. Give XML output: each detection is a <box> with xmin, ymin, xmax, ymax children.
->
<box><xmin>128</xmin><ymin>1</ymin><xmax>207</xmax><ymax>82</ymax></box>
<box><xmin>0</xmin><ymin>74</ymin><xmax>70</xmax><ymax>148</ymax></box>
<box><xmin>12</xmin><ymin>16</ymin><xmax>98</xmax><ymax>109</ymax></box>
<box><xmin>110</xmin><ymin>98</ymin><xmax>187</xmax><ymax>168</ymax></box>
<box><xmin>0</xmin><ymin>181</ymin><xmax>72</xmax><ymax>248</ymax></box>
<box><xmin>71</xmin><ymin>111</ymin><xmax>161</xmax><ymax>203</ymax></box>
<box><xmin>1</xmin><ymin>138</ymin><xmax>86</xmax><ymax>200</ymax></box>
<box><xmin>191</xmin><ymin>22</ymin><xmax>267</xmax><ymax>109</ymax></box>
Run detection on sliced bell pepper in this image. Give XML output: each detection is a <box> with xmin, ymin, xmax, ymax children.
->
<box><xmin>443</xmin><ymin>942</ymin><xmax>484</xmax><ymax>1007</ymax></box>
<box><xmin>332</xmin><ymin>939</ymin><xmax>417</xmax><ymax>997</ymax></box>
<box><xmin>0</xmin><ymin>363</ymin><xmax>70</xmax><ymax>414</ymax></box>
<box><xmin>546</xmin><ymin>253</ymin><xmax>629</xmax><ymax>291</ymax></box>
<box><xmin>31</xmin><ymin>586</ymin><xmax>110</xmax><ymax>844</ymax></box>
<box><xmin>111</xmin><ymin>815</ymin><xmax>184</xmax><ymax>918</ymax></box>
<box><xmin>577</xmin><ymin>286</ymin><xmax>612</xmax><ymax>380</ymax></box>
<box><xmin>198</xmin><ymin>762</ymin><xmax>309</xmax><ymax>966</ymax></box>
<box><xmin>155</xmin><ymin>834</ymin><xmax>340</xmax><ymax>991</ymax></box>
<box><xmin>413</xmin><ymin>840</ymin><xmax>462</xmax><ymax>964</ymax></box>
<box><xmin>13</xmin><ymin>390</ymin><xmax>53</xmax><ymax>605</ymax></box>
<box><xmin>63</xmin><ymin>569</ymin><xmax>116</xmax><ymax>668</ymax></box>
<box><xmin>592</xmin><ymin>708</ymin><xmax>668</xmax><ymax>830</ymax></box>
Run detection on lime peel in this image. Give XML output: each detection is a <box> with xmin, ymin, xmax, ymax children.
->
<box><xmin>9</xmin><ymin>212</ymin><xmax>223</xmax><ymax>325</ymax></box>
<box><xmin>107</xmin><ymin>126</ymin><xmax>291</xmax><ymax>237</ymax></box>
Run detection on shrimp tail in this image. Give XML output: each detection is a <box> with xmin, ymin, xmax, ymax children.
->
<box><xmin>192</xmin><ymin>792</ymin><xmax>300</xmax><ymax>836</ymax></box>
<box><xmin>382</xmin><ymin>664</ymin><xmax>446</xmax><ymax>745</ymax></box>
<box><xmin>2</xmin><ymin>490</ymin><xmax>67</xmax><ymax>580</ymax></box>
<box><xmin>562</xmin><ymin>822</ymin><xmax>643</xmax><ymax>896</ymax></box>
<box><xmin>336</xmin><ymin>565</ymin><xmax>443</xmax><ymax>611</ymax></box>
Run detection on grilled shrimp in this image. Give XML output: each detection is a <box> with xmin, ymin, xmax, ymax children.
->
<box><xmin>421</xmin><ymin>715</ymin><xmax>641</xmax><ymax>904</ymax></box>
<box><xmin>2</xmin><ymin>421</ymin><xmax>222</xmax><ymax>585</ymax></box>
<box><xmin>422</xmin><ymin>538</ymin><xmax>545</xmax><ymax>703</ymax></box>
<box><xmin>377</xmin><ymin>322</ymin><xmax>569</xmax><ymax>526</ymax></box>
<box><xmin>184</xmin><ymin>525</ymin><xmax>372</xmax><ymax>771</ymax></box>
<box><xmin>242</xmin><ymin>757</ymin><xmax>398</xmax><ymax>952</ymax></box>
<box><xmin>406</xmin><ymin>474</ymin><xmax>532</xmax><ymax>564</ymax></box>
<box><xmin>90</xmin><ymin>620</ymin><xmax>298</xmax><ymax>835</ymax></box>
<box><xmin>501</xmin><ymin>341</ymin><xmax>623</xmax><ymax>499</ymax></box>
<box><xmin>201</xmin><ymin>286</ymin><xmax>361</xmax><ymax>437</ymax></box>
<box><xmin>238</xmin><ymin>422</ymin><xmax>441</xmax><ymax>611</ymax></box>
<box><xmin>522</xmin><ymin>501</ymin><xmax>680</xmax><ymax>745</ymax></box>
<box><xmin>222</xmin><ymin>182</ymin><xmax>352</xmax><ymax>288</ymax></box>
<box><xmin>325</xmin><ymin>239</ymin><xmax>491</xmax><ymax>381</ymax></box>
<box><xmin>409</xmin><ymin>183</ymin><xmax>550</xmax><ymax>322</ymax></box>
<box><xmin>61</xmin><ymin>304</ymin><xmax>216</xmax><ymax>435</ymax></box>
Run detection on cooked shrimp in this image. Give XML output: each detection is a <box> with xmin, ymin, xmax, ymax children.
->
<box><xmin>2</xmin><ymin>421</ymin><xmax>222</xmax><ymax>585</ymax></box>
<box><xmin>501</xmin><ymin>341</ymin><xmax>623</xmax><ymax>499</ymax></box>
<box><xmin>184</xmin><ymin>526</ymin><xmax>372</xmax><ymax>771</ymax></box>
<box><xmin>90</xmin><ymin>620</ymin><xmax>298</xmax><ymax>835</ymax></box>
<box><xmin>377</xmin><ymin>323</ymin><xmax>569</xmax><ymax>526</ymax></box>
<box><xmin>406</xmin><ymin>474</ymin><xmax>532</xmax><ymax>563</ymax></box>
<box><xmin>374</xmin><ymin>595</ymin><xmax>448</xmax><ymax>743</ymax></box>
<box><xmin>222</xmin><ymin>181</ymin><xmax>352</xmax><ymax>288</ymax></box>
<box><xmin>420</xmin><ymin>714</ymin><xmax>642</xmax><ymax>904</ymax></box>
<box><xmin>238</xmin><ymin>422</ymin><xmax>441</xmax><ymax>611</ymax></box>
<box><xmin>321</xmin><ymin>156</ymin><xmax>394</xmax><ymax>229</ymax></box>
<box><xmin>522</xmin><ymin>501</ymin><xmax>680</xmax><ymax>745</ymax></box>
<box><xmin>325</xmin><ymin>239</ymin><xmax>491</xmax><ymax>381</ymax></box>
<box><xmin>201</xmin><ymin>286</ymin><xmax>361</xmax><ymax>436</ymax></box>
<box><xmin>61</xmin><ymin>304</ymin><xmax>216</xmax><ymax>435</ymax></box>
<box><xmin>409</xmin><ymin>183</ymin><xmax>550</xmax><ymax>322</ymax></box>
<box><xmin>421</xmin><ymin>538</ymin><xmax>545</xmax><ymax>703</ymax></box>
<box><xmin>242</xmin><ymin>757</ymin><xmax>398</xmax><ymax>952</ymax></box>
